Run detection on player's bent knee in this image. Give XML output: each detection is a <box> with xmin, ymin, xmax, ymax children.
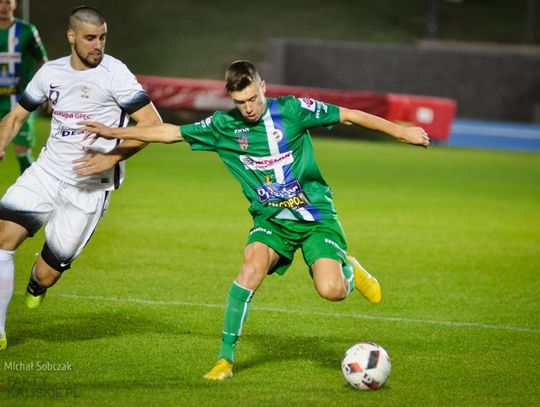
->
<box><xmin>34</xmin><ymin>257</ymin><xmax>63</xmax><ymax>288</ymax></box>
<box><xmin>41</xmin><ymin>243</ymin><xmax>71</xmax><ymax>273</ymax></box>
<box><xmin>316</xmin><ymin>282</ymin><xmax>347</xmax><ymax>302</ymax></box>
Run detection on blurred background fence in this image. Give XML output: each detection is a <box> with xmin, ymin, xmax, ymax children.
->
<box><xmin>17</xmin><ymin>0</ymin><xmax>540</xmax><ymax>148</ymax></box>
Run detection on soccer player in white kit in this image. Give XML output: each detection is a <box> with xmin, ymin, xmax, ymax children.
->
<box><xmin>0</xmin><ymin>6</ymin><xmax>162</xmax><ymax>350</ymax></box>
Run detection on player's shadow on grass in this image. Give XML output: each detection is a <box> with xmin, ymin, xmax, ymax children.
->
<box><xmin>12</xmin><ymin>310</ymin><xmax>171</xmax><ymax>346</ymax></box>
<box><xmin>237</xmin><ymin>332</ymin><xmax>356</xmax><ymax>373</ymax></box>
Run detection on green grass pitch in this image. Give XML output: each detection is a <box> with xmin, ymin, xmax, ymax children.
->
<box><xmin>0</xmin><ymin>116</ymin><xmax>539</xmax><ymax>406</ymax></box>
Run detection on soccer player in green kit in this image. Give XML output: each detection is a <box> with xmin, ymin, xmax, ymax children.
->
<box><xmin>80</xmin><ymin>60</ymin><xmax>430</xmax><ymax>381</ymax></box>
<box><xmin>0</xmin><ymin>0</ymin><xmax>47</xmax><ymax>173</ymax></box>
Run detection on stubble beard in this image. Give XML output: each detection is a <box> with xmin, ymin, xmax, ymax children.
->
<box><xmin>74</xmin><ymin>43</ymin><xmax>103</xmax><ymax>68</ymax></box>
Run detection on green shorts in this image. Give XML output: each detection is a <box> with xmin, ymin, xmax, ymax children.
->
<box><xmin>247</xmin><ymin>217</ymin><xmax>348</xmax><ymax>276</ymax></box>
<box><xmin>1</xmin><ymin>111</ymin><xmax>35</xmax><ymax>147</ymax></box>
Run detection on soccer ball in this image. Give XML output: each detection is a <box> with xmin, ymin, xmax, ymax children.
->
<box><xmin>341</xmin><ymin>342</ymin><xmax>391</xmax><ymax>390</ymax></box>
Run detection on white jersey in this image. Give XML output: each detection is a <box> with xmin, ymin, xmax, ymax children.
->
<box><xmin>21</xmin><ymin>54</ymin><xmax>150</xmax><ymax>190</ymax></box>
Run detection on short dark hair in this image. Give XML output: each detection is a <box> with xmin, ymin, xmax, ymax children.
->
<box><xmin>225</xmin><ymin>60</ymin><xmax>260</xmax><ymax>92</ymax></box>
<box><xmin>69</xmin><ymin>5</ymin><xmax>106</xmax><ymax>30</ymax></box>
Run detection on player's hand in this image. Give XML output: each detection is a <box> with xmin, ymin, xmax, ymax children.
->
<box><xmin>41</xmin><ymin>101</ymin><xmax>53</xmax><ymax>115</ymax></box>
<box><xmin>72</xmin><ymin>148</ymin><xmax>120</xmax><ymax>176</ymax></box>
<box><xmin>0</xmin><ymin>150</ymin><xmax>5</xmax><ymax>161</ymax></box>
<box><xmin>79</xmin><ymin>121</ymin><xmax>114</xmax><ymax>145</ymax></box>
<box><xmin>397</xmin><ymin>126</ymin><xmax>430</xmax><ymax>148</ymax></box>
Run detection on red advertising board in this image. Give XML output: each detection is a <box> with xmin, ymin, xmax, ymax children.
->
<box><xmin>137</xmin><ymin>75</ymin><xmax>456</xmax><ymax>140</ymax></box>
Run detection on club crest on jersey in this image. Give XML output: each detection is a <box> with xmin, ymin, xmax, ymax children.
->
<box><xmin>49</xmin><ymin>87</ymin><xmax>60</xmax><ymax>105</ymax></box>
<box><xmin>80</xmin><ymin>82</ymin><xmax>91</xmax><ymax>99</ymax></box>
<box><xmin>9</xmin><ymin>36</ymin><xmax>19</xmax><ymax>49</ymax></box>
<box><xmin>238</xmin><ymin>135</ymin><xmax>249</xmax><ymax>150</ymax></box>
<box><xmin>272</xmin><ymin>129</ymin><xmax>283</xmax><ymax>143</ymax></box>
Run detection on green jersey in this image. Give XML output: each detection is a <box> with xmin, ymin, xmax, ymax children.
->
<box><xmin>181</xmin><ymin>96</ymin><xmax>341</xmax><ymax>222</ymax></box>
<box><xmin>0</xmin><ymin>18</ymin><xmax>47</xmax><ymax>111</ymax></box>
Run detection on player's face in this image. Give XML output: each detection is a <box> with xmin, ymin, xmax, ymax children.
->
<box><xmin>0</xmin><ymin>0</ymin><xmax>16</xmax><ymax>21</ymax></box>
<box><xmin>230</xmin><ymin>79</ymin><xmax>267</xmax><ymax>123</ymax></box>
<box><xmin>68</xmin><ymin>22</ymin><xmax>107</xmax><ymax>69</ymax></box>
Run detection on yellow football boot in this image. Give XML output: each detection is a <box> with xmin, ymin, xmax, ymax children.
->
<box><xmin>25</xmin><ymin>277</ymin><xmax>47</xmax><ymax>309</ymax></box>
<box><xmin>204</xmin><ymin>358</ymin><xmax>233</xmax><ymax>381</ymax></box>
<box><xmin>25</xmin><ymin>289</ymin><xmax>47</xmax><ymax>309</ymax></box>
<box><xmin>347</xmin><ymin>255</ymin><xmax>382</xmax><ymax>304</ymax></box>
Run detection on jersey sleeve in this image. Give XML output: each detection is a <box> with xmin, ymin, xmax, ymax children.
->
<box><xmin>110</xmin><ymin>62</ymin><xmax>151</xmax><ymax>115</ymax></box>
<box><xmin>19</xmin><ymin>64</ymin><xmax>48</xmax><ymax>112</ymax></box>
<box><xmin>180</xmin><ymin>114</ymin><xmax>219</xmax><ymax>151</ymax></box>
<box><xmin>293</xmin><ymin>97</ymin><xmax>341</xmax><ymax>130</ymax></box>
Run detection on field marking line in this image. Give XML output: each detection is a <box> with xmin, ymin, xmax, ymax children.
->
<box><xmin>52</xmin><ymin>293</ymin><xmax>540</xmax><ymax>334</ymax></box>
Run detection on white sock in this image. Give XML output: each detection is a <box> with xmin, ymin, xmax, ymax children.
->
<box><xmin>0</xmin><ymin>249</ymin><xmax>15</xmax><ymax>334</ymax></box>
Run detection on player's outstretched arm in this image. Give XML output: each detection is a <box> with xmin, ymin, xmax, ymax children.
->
<box><xmin>339</xmin><ymin>107</ymin><xmax>430</xmax><ymax>147</ymax></box>
<box><xmin>74</xmin><ymin>104</ymin><xmax>163</xmax><ymax>176</ymax></box>
<box><xmin>81</xmin><ymin>121</ymin><xmax>183</xmax><ymax>144</ymax></box>
<box><xmin>0</xmin><ymin>104</ymin><xmax>31</xmax><ymax>161</ymax></box>
<box><xmin>107</xmin><ymin>103</ymin><xmax>162</xmax><ymax>160</ymax></box>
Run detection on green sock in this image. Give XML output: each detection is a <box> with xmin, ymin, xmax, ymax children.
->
<box><xmin>219</xmin><ymin>282</ymin><xmax>254</xmax><ymax>364</ymax></box>
<box><xmin>342</xmin><ymin>261</ymin><xmax>355</xmax><ymax>296</ymax></box>
<box><xmin>16</xmin><ymin>151</ymin><xmax>34</xmax><ymax>174</ymax></box>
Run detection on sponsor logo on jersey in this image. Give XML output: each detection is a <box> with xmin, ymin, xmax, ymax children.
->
<box><xmin>300</xmin><ymin>97</ymin><xmax>328</xmax><ymax>119</ymax></box>
<box><xmin>58</xmin><ymin>126</ymin><xmax>84</xmax><ymax>137</ymax></box>
<box><xmin>256</xmin><ymin>179</ymin><xmax>302</xmax><ymax>201</ymax></box>
<box><xmin>197</xmin><ymin>116</ymin><xmax>213</xmax><ymax>128</ymax></box>
<box><xmin>316</xmin><ymin>101</ymin><xmax>329</xmax><ymax>118</ymax></box>
<box><xmin>0</xmin><ymin>67</ymin><xmax>19</xmax><ymax>88</ymax></box>
<box><xmin>240</xmin><ymin>151</ymin><xmax>293</xmax><ymax>171</ymax></box>
<box><xmin>53</xmin><ymin>111</ymin><xmax>92</xmax><ymax>120</ymax></box>
<box><xmin>300</xmin><ymin>98</ymin><xmax>316</xmax><ymax>112</ymax></box>
<box><xmin>0</xmin><ymin>86</ymin><xmax>16</xmax><ymax>95</ymax></box>
<box><xmin>256</xmin><ymin>179</ymin><xmax>311</xmax><ymax>210</ymax></box>
<box><xmin>234</xmin><ymin>128</ymin><xmax>249</xmax><ymax>134</ymax></box>
<box><xmin>266</xmin><ymin>195</ymin><xmax>309</xmax><ymax>210</ymax></box>
<box><xmin>250</xmin><ymin>226</ymin><xmax>272</xmax><ymax>236</ymax></box>
<box><xmin>0</xmin><ymin>52</ymin><xmax>21</xmax><ymax>63</ymax></box>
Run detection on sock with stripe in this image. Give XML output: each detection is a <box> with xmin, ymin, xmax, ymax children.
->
<box><xmin>342</xmin><ymin>260</ymin><xmax>356</xmax><ymax>296</ymax></box>
<box><xmin>27</xmin><ymin>264</ymin><xmax>47</xmax><ymax>296</ymax></box>
<box><xmin>218</xmin><ymin>282</ymin><xmax>254</xmax><ymax>364</ymax></box>
<box><xmin>0</xmin><ymin>249</ymin><xmax>15</xmax><ymax>334</ymax></box>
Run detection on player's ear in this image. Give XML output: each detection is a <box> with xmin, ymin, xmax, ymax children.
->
<box><xmin>67</xmin><ymin>29</ymin><xmax>75</xmax><ymax>46</ymax></box>
<box><xmin>260</xmin><ymin>80</ymin><xmax>266</xmax><ymax>95</ymax></box>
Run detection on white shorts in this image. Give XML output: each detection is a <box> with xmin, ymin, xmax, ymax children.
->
<box><xmin>0</xmin><ymin>163</ymin><xmax>110</xmax><ymax>270</ymax></box>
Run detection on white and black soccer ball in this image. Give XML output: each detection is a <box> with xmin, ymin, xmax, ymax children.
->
<box><xmin>341</xmin><ymin>342</ymin><xmax>392</xmax><ymax>390</ymax></box>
